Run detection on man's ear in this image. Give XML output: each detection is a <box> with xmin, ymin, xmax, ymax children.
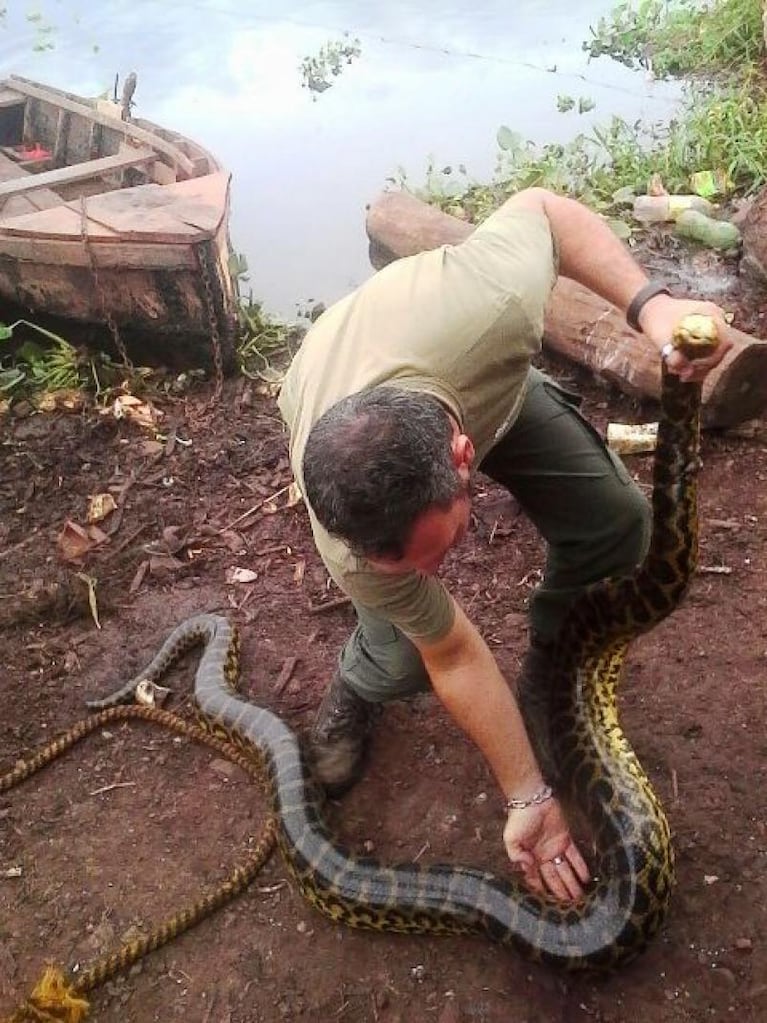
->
<box><xmin>451</xmin><ymin>432</ymin><xmax>475</xmax><ymax>478</ymax></box>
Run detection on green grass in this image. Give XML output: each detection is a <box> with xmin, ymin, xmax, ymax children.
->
<box><xmin>584</xmin><ymin>0</ymin><xmax>764</xmax><ymax>79</ymax></box>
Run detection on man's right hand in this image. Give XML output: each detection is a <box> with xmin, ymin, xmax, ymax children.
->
<box><xmin>503</xmin><ymin>797</ymin><xmax>590</xmax><ymax>902</ymax></box>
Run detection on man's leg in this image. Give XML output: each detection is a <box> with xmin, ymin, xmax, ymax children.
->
<box><xmin>479</xmin><ymin>368</ymin><xmax>651</xmax><ymax>772</ymax></box>
<box><xmin>309</xmin><ymin>604</ymin><xmax>430</xmax><ymax>795</ymax></box>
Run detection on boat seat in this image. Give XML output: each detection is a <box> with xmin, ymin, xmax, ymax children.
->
<box><xmin>0</xmin><ymin>150</ymin><xmax>64</xmax><ymax>219</ymax></box>
<box><xmin>0</xmin><ymin>147</ymin><xmax>157</xmax><ymax>202</ymax></box>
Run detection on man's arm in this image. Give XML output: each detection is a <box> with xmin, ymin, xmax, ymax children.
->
<box><xmin>413</xmin><ymin>598</ymin><xmax>589</xmax><ymax>902</ymax></box>
<box><xmin>504</xmin><ymin>187</ymin><xmax>733</xmax><ymax>380</ymax></box>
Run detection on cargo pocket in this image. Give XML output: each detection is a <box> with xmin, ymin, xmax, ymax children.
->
<box><xmin>541</xmin><ymin>377</ymin><xmax>633</xmax><ymax>487</ymax></box>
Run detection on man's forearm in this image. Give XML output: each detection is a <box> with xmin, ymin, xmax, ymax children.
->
<box><xmin>417</xmin><ymin>603</ymin><xmax>545</xmax><ymax>801</ymax></box>
<box><xmin>509</xmin><ymin>187</ymin><xmax>649</xmax><ymax>315</ymax></box>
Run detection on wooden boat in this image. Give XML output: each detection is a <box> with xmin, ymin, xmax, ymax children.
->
<box><xmin>0</xmin><ymin>74</ymin><xmax>238</xmax><ymax>370</ymax></box>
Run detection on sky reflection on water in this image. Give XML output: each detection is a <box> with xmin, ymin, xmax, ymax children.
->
<box><xmin>3</xmin><ymin>2</ymin><xmax>681</xmax><ymax>316</ymax></box>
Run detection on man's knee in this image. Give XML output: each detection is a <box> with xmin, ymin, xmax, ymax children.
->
<box><xmin>610</xmin><ymin>477</ymin><xmax>652</xmax><ymax>570</ymax></box>
<box><xmin>340</xmin><ymin>624</ymin><xmax>430</xmax><ymax>703</ymax></box>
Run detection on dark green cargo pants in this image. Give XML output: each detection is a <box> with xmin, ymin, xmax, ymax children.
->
<box><xmin>339</xmin><ymin>368</ymin><xmax>652</xmax><ymax>702</ymax></box>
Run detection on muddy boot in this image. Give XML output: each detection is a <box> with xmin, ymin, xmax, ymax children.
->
<box><xmin>308</xmin><ymin>671</ymin><xmax>379</xmax><ymax>797</ymax></box>
<box><xmin>516</xmin><ymin>637</ymin><xmax>559</xmax><ymax>783</ymax></box>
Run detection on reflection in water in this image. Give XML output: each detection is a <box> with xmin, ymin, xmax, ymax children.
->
<box><xmin>2</xmin><ymin>1</ymin><xmax>681</xmax><ymax>316</ymax></box>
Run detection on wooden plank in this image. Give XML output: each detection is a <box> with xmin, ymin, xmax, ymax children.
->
<box><xmin>0</xmin><ymin>169</ymin><xmax>229</xmax><ymax>244</ymax></box>
<box><xmin>0</xmin><ymin>146</ymin><xmax>156</xmax><ymax>199</ymax></box>
<box><xmin>0</xmin><ymin>149</ymin><xmax>64</xmax><ymax>213</ymax></box>
<box><xmin>67</xmin><ymin>175</ymin><xmax>228</xmax><ymax>241</ymax></box>
<box><xmin>53</xmin><ymin>109</ymin><xmax>70</xmax><ymax>166</ymax></box>
<box><xmin>0</xmin><ymin>186</ymin><xmax>218</xmax><ymax>245</ymax></box>
<box><xmin>0</xmin><ymin>151</ymin><xmax>27</xmax><ymax>181</ymax></box>
<box><xmin>0</xmin><ymin>203</ymin><xmax>115</xmax><ymax>238</ymax></box>
<box><xmin>156</xmin><ymin>171</ymin><xmax>230</xmax><ymax>231</ymax></box>
<box><xmin>77</xmin><ymin>197</ymin><xmax>204</xmax><ymax>241</ymax></box>
<box><xmin>0</xmin><ymin>232</ymin><xmax>197</xmax><ymax>269</ymax></box>
<box><xmin>6</xmin><ymin>76</ymin><xmax>196</xmax><ymax>177</ymax></box>
<box><xmin>0</xmin><ymin>88</ymin><xmax>24</xmax><ymax>109</ymax></box>
<box><xmin>1</xmin><ymin>190</ymin><xmax>62</xmax><ymax>218</ymax></box>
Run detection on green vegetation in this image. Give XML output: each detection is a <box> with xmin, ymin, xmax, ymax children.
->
<box><xmin>25</xmin><ymin>9</ymin><xmax>56</xmax><ymax>52</ymax></box>
<box><xmin>237</xmin><ymin>296</ymin><xmax>299</xmax><ymax>385</ymax></box>
<box><xmin>409</xmin><ymin>0</ymin><xmax>767</xmax><ymax>226</ymax></box>
<box><xmin>231</xmin><ymin>253</ymin><xmax>299</xmax><ymax>385</ymax></box>
<box><xmin>0</xmin><ymin>319</ymin><xmax>140</xmax><ymax>404</ymax></box>
<box><xmin>584</xmin><ymin>0</ymin><xmax>764</xmax><ymax>78</ymax></box>
<box><xmin>300</xmin><ymin>34</ymin><xmax>362</xmax><ymax>98</ymax></box>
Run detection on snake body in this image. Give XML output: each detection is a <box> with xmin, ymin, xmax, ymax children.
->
<box><xmin>88</xmin><ymin>337</ymin><xmax>710</xmax><ymax>971</ymax></box>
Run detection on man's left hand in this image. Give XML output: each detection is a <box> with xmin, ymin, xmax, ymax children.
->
<box><xmin>637</xmin><ymin>294</ymin><xmax>733</xmax><ymax>383</ymax></box>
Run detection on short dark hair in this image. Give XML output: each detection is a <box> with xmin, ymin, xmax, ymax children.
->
<box><xmin>302</xmin><ymin>387</ymin><xmax>462</xmax><ymax>558</ymax></box>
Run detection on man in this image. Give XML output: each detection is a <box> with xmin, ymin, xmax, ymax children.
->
<box><xmin>277</xmin><ymin>186</ymin><xmax>730</xmax><ymax>903</ymax></box>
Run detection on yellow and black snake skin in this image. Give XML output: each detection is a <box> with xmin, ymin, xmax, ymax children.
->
<box><xmin>88</xmin><ymin>325</ymin><xmax>716</xmax><ymax>972</ymax></box>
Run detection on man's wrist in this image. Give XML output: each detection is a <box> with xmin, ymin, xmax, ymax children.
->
<box><xmin>504</xmin><ymin>782</ymin><xmax>553</xmax><ymax>812</ymax></box>
<box><xmin>626</xmin><ymin>280</ymin><xmax>672</xmax><ymax>333</ymax></box>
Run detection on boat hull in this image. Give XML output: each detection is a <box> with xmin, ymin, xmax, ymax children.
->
<box><xmin>0</xmin><ymin>75</ymin><xmax>238</xmax><ymax>370</ymax></box>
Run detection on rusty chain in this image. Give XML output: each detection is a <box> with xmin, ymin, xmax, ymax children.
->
<box><xmin>196</xmin><ymin>239</ymin><xmax>226</xmax><ymax>405</ymax></box>
<box><xmin>80</xmin><ymin>197</ymin><xmax>230</xmax><ymax>407</ymax></box>
<box><xmin>79</xmin><ymin>196</ymin><xmax>133</xmax><ymax>370</ymax></box>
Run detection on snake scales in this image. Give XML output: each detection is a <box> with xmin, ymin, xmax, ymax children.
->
<box><xmin>88</xmin><ymin>324</ymin><xmax>716</xmax><ymax>972</ymax></box>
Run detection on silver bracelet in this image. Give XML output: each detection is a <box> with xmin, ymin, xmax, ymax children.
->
<box><xmin>505</xmin><ymin>783</ymin><xmax>553</xmax><ymax>812</ymax></box>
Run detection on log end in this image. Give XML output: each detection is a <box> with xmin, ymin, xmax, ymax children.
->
<box><xmin>703</xmin><ymin>338</ymin><xmax>767</xmax><ymax>428</ymax></box>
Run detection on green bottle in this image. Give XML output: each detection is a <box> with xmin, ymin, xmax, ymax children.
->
<box><xmin>674</xmin><ymin>210</ymin><xmax>741</xmax><ymax>251</ymax></box>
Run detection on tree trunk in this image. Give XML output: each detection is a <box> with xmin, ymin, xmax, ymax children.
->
<box><xmin>365</xmin><ymin>191</ymin><xmax>767</xmax><ymax>429</ymax></box>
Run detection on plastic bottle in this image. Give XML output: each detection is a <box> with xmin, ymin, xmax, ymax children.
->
<box><xmin>674</xmin><ymin>209</ymin><xmax>741</xmax><ymax>251</ymax></box>
<box><xmin>632</xmin><ymin>194</ymin><xmax>714</xmax><ymax>223</ymax></box>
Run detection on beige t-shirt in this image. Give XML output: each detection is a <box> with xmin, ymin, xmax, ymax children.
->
<box><xmin>278</xmin><ymin>202</ymin><xmax>558</xmax><ymax>642</ymax></box>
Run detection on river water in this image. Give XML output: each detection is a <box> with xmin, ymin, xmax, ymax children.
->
<box><xmin>2</xmin><ymin>1</ymin><xmax>681</xmax><ymax>318</ymax></box>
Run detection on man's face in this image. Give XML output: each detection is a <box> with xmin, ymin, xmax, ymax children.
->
<box><xmin>367</xmin><ymin>486</ymin><xmax>472</xmax><ymax>577</ymax></box>
<box><xmin>364</xmin><ymin>418</ymin><xmax>475</xmax><ymax>578</ymax></box>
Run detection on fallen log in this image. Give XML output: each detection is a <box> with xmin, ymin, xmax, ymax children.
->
<box><xmin>365</xmin><ymin>190</ymin><xmax>767</xmax><ymax>429</ymax></box>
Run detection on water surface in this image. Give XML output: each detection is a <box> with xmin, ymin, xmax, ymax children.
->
<box><xmin>2</xmin><ymin>2</ymin><xmax>680</xmax><ymax>316</ymax></box>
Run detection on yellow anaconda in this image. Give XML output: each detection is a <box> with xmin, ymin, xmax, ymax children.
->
<box><xmin>88</xmin><ymin>323</ymin><xmax>716</xmax><ymax>971</ymax></box>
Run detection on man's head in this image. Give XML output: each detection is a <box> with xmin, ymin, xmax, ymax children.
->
<box><xmin>302</xmin><ymin>387</ymin><xmax>474</xmax><ymax>574</ymax></box>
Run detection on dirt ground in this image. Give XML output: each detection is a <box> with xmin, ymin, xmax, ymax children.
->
<box><xmin>1</xmin><ymin>258</ymin><xmax>766</xmax><ymax>1023</ymax></box>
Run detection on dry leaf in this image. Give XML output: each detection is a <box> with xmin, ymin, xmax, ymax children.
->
<box><xmin>87</xmin><ymin>492</ymin><xmax>117</xmax><ymax>523</ymax></box>
<box><xmin>129</xmin><ymin>559</ymin><xmax>150</xmax><ymax>593</ymax></box>
<box><xmin>36</xmin><ymin>389</ymin><xmax>85</xmax><ymax>413</ymax></box>
<box><xmin>76</xmin><ymin>572</ymin><xmax>101</xmax><ymax>629</ymax></box>
<box><xmin>226</xmin><ymin>567</ymin><xmax>258</xmax><ymax>584</ymax></box>
<box><xmin>58</xmin><ymin>520</ymin><xmax>97</xmax><ymax>562</ymax></box>
<box><xmin>286</xmin><ymin>481</ymin><xmax>303</xmax><ymax>507</ymax></box>
<box><xmin>110</xmin><ymin>394</ymin><xmax>161</xmax><ymax>430</ymax></box>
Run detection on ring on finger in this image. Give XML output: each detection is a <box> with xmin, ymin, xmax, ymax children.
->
<box><xmin>552</xmin><ymin>855</ymin><xmax>565</xmax><ymax>867</ymax></box>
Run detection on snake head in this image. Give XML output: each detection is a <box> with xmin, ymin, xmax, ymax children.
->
<box><xmin>671</xmin><ymin>314</ymin><xmax>720</xmax><ymax>361</ymax></box>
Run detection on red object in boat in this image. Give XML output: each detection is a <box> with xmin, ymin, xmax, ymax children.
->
<box><xmin>15</xmin><ymin>143</ymin><xmax>51</xmax><ymax>161</ymax></box>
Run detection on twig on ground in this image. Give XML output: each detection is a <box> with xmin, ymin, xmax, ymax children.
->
<box><xmin>275</xmin><ymin>656</ymin><xmax>299</xmax><ymax>695</ymax></box>
<box><xmin>309</xmin><ymin>596</ymin><xmax>351</xmax><ymax>614</ymax></box>
<box><xmin>217</xmin><ymin>484</ymin><xmax>292</xmax><ymax>535</ymax></box>
<box><xmin>89</xmin><ymin>781</ymin><xmax>137</xmax><ymax>797</ymax></box>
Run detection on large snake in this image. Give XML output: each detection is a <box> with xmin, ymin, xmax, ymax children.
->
<box><xmin>87</xmin><ymin>318</ymin><xmax>718</xmax><ymax>971</ymax></box>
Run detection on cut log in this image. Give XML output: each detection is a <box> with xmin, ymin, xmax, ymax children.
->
<box><xmin>365</xmin><ymin>191</ymin><xmax>767</xmax><ymax>429</ymax></box>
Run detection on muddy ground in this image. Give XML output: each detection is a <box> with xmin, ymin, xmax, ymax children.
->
<box><xmin>1</xmin><ymin>251</ymin><xmax>766</xmax><ymax>1022</ymax></box>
